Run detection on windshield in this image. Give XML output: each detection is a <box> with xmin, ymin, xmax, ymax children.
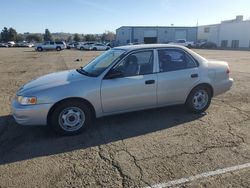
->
<box><xmin>80</xmin><ymin>49</ymin><xmax>126</xmax><ymax>77</ymax></box>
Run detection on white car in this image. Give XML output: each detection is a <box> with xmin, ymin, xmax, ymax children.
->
<box><xmin>170</xmin><ymin>39</ymin><xmax>195</xmax><ymax>48</ymax></box>
<box><xmin>77</xmin><ymin>42</ymin><xmax>95</xmax><ymax>50</ymax></box>
<box><xmin>7</xmin><ymin>41</ymin><xmax>15</xmax><ymax>47</ymax></box>
<box><xmin>35</xmin><ymin>41</ymin><xmax>66</xmax><ymax>51</ymax></box>
<box><xmin>0</xmin><ymin>43</ymin><xmax>8</xmax><ymax>47</ymax></box>
<box><xmin>12</xmin><ymin>44</ymin><xmax>233</xmax><ymax>135</ymax></box>
<box><xmin>90</xmin><ymin>43</ymin><xmax>111</xmax><ymax>51</ymax></box>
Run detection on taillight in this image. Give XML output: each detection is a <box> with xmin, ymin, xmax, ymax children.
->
<box><xmin>226</xmin><ymin>67</ymin><xmax>230</xmax><ymax>74</ymax></box>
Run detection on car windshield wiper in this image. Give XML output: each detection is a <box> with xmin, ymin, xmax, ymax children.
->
<box><xmin>76</xmin><ymin>67</ymin><xmax>95</xmax><ymax>77</ymax></box>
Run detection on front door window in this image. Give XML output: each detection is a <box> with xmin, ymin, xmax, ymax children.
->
<box><xmin>114</xmin><ymin>50</ymin><xmax>154</xmax><ymax>77</ymax></box>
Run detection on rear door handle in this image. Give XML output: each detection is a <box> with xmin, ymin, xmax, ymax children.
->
<box><xmin>191</xmin><ymin>74</ymin><xmax>198</xmax><ymax>78</ymax></box>
<box><xmin>145</xmin><ymin>80</ymin><xmax>155</xmax><ymax>85</ymax></box>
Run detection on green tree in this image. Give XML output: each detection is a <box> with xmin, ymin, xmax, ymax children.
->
<box><xmin>67</xmin><ymin>36</ymin><xmax>73</xmax><ymax>42</ymax></box>
<box><xmin>16</xmin><ymin>34</ymin><xmax>24</xmax><ymax>42</ymax></box>
<box><xmin>101</xmin><ymin>31</ymin><xmax>116</xmax><ymax>42</ymax></box>
<box><xmin>26</xmin><ymin>34</ymin><xmax>42</xmax><ymax>42</ymax></box>
<box><xmin>81</xmin><ymin>34</ymin><xmax>85</xmax><ymax>41</ymax></box>
<box><xmin>85</xmin><ymin>34</ymin><xmax>96</xmax><ymax>41</ymax></box>
<box><xmin>43</xmin><ymin>29</ymin><xmax>52</xmax><ymax>41</ymax></box>
<box><xmin>1</xmin><ymin>27</ymin><xmax>9</xmax><ymax>42</ymax></box>
<box><xmin>73</xmin><ymin>33</ymin><xmax>81</xmax><ymax>42</ymax></box>
<box><xmin>8</xmin><ymin>28</ymin><xmax>18</xmax><ymax>41</ymax></box>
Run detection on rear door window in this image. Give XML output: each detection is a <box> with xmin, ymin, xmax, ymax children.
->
<box><xmin>158</xmin><ymin>49</ymin><xmax>197</xmax><ymax>72</ymax></box>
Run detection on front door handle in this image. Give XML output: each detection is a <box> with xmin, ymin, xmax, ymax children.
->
<box><xmin>191</xmin><ymin>74</ymin><xmax>198</xmax><ymax>78</ymax></box>
<box><xmin>145</xmin><ymin>80</ymin><xmax>155</xmax><ymax>85</ymax></box>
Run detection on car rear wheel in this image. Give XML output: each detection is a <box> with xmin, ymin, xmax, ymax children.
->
<box><xmin>49</xmin><ymin>100</ymin><xmax>92</xmax><ymax>135</ymax></box>
<box><xmin>186</xmin><ymin>85</ymin><xmax>212</xmax><ymax>113</ymax></box>
<box><xmin>56</xmin><ymin>47</ymin><xmax>61</xmax><ymax>51</ymax></box>
<box><xmin>93</xmin><ymin>47</ymin><xmax>97</xmax><ymax>51</ymax></box>
<box><xmin>80</xmin><ymin>47</ymin><xmax>84</xmax><ymax>50</ymax></box>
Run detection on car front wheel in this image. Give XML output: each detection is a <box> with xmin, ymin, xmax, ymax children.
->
<box><xmin>49</xmin><ymin>100</ymin><xmax>92</xmax><ymax>135</ymax></box>
<box><xmin>37</xmin><ymin>47</ymin><xmax>43</xmax><ymax>52</ymax></box>
<box><xmin>186</xmin><ymin>86</ymin><xmax>212</xmax><ymax>113</ymax></box>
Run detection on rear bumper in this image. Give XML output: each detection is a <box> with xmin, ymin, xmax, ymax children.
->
<box><xmin>213</xmin><ymin>78</ymin><xmax>233</xmax><ymax>96</ymax></box>
<box><xmin>12</xmin><ymin>100</ymin><xmax>53</xmax><ymax>126</ymax></box>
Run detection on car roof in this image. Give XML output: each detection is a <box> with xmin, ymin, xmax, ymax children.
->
<box><xmin>114</xmin><ymin>44</ymin><xmax>207</xmax><ymax>64</ymax></box>
<box><xmin>114</xmin><ymin>44</ymin><xmax>188</xmax><ymax>51</ymax></box>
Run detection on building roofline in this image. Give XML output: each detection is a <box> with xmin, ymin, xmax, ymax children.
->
<box><xmin>198</xmin><ymin>23</ymin><xmax>220</xmax><ymax>27</ymax></box>
<box><xmin>116</xmin><ymin>26</ymin><xmax>197</xmax><ymax>30</ymax></box>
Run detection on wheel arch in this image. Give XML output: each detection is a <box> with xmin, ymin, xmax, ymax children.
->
<box><xmin>186</xmin><ymin>83</ymin><xmax>214</xmax><ymax>102</ymax></box>
<box><xmin>47</xmin><ymin>97</ymin><xmax>96</xmax><ymax>124</ymax></box>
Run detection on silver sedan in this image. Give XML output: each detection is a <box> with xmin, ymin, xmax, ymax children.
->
<box><xmin>12</xmin><ymin>44</ymin><xmax>233</xmax><ymax>135</ymax></box>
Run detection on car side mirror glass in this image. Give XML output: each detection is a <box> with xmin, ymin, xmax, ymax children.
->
<box><xmin>105</xmin><ymin>70</ymin><xmax>123</xmax><ymax>79</ymax></box>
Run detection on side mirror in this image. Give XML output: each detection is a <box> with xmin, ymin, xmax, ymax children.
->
<box><xmin>105</xmin><ymin>70</ymin><xmax>123</xmax><ymax>79</ymax></box>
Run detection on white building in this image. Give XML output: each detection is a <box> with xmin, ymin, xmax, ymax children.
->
<box><xmin>198</xmin><ymin>16</ymin><xmax>250</xmax><ymax>48</ymax></box>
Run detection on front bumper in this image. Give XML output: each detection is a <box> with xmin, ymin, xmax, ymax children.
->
<box><xmin>12</xmin><ymin>100</ymin><xmax>53</xmax><ymax>126</ymax></box>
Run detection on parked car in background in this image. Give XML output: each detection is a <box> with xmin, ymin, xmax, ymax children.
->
<box><xmin>77</xmin><ymin>42</ymin><xmax>95</xmax><ymax>50</ymax></box>
<box><xmin>169</xmin><ymin>39</ymin><xmax>195</xmax><ymax>48</ymax></box>
<box><xmin>15</xmin><ymin>42</ymin><xmax>34</xmax><ymax>48</ymax></box>
<box><xmin>66</xmin><ymin>43</ymin><xmax>75</xmax><ymax>49</ymax></box>
<box><xmin>67</xmin><ymin>42</ymin><xmax>79</xmax><ymax>49</ymax></box>
<box><xmin>90</xmin><ymin>43</ymin><xmax>110</xmax><ymax>51</ymax></box>
<box><xmin>0</xmin><ymin>43</ymin><xmax>8</xmax><ymax>47</ymax></box>
<box><xmin>35</xmin><ymin>41</ymin><xmax>66</xmax><ymax>51</ymax></box>
<box><xmin>195</xmin><ymin>40</ymin><xmax>207</xmax><ymax>48</ymax></box>
<box><xmin>7</xmin><ymin>41</ymin><xmax>15</xmax><ymax>47</ymax></box>
<box><xmin>12</xmin><ymin>44</ymin><xmax>233</xmax><ymax>135</ymax></box>
<box><xmin>199</xmin><ymin>42</ymin><xmax>217</xmax><ymax>49</ymax></box>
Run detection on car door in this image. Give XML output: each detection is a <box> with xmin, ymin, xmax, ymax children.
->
<box><xmin>49</xmin><ymin>41</ymin><xmax>55</xmax><ymax>49</ymax></box>
<box><xmin>96</xmin><ymin>44</ymin><xmax>104</xmax><ymax>50</ymax></box>
<box><xmin>99</xmin><ymin>44</ymin><xmax>104</xmax><ymax>50</ymax></box>
<box><xmin>101</xmin><ymin>50</ymin><xmax>157</xmax><ymax>113</ymax></box>
<box><xmin>157</xmin><ymin>48</ymin><xmax>200</xmax><ymax>105</ymax></box>
<box><xmin>43</xmin><ymin>41</ymin><xmax>50</xmax><ymax>50</ymax></box>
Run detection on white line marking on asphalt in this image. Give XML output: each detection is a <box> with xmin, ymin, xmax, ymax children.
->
<box><xmin>146</xmin><ymin>163</ymin><xmax>250</xmax><ymax>188</ymax></box>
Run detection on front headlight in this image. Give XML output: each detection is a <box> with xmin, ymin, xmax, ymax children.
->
<box><xmin>17</xmin><ymin>96</ymin><xmax>37</xmax><ymax>105</ymax></box>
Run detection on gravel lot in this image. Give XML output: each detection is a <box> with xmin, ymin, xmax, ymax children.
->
<box><xmin>0</xmin><ymin>48</ymin><xmax>249</xmax><ymax>188</ymax></box>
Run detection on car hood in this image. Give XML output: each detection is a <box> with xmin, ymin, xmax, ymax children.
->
<box><xmin>18</xmin><ymin>69</ymin><xmax>87</xmax><ymax>95</ymax></box>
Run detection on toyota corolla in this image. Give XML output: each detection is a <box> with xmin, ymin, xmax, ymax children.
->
<box><xmin>12</xmin><ymin>44</ymin><xmax>233</xmax><ymax>135</ymax></box>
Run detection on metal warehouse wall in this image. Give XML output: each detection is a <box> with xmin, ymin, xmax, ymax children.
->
<box><xmin>116</xmin><ymin>26</ymin><xmax>197</xmax><ymax>46</ymax></box>
<box><xmin>198</xmin><ymin>24</ymin><xmax>220</xmax><ymax>46</ymax></box>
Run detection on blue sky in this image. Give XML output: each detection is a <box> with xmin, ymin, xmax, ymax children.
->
<box><xmin>1</xmin><ymin>0</ymin><xmax>249</xmax><ymax>34</ymax></box>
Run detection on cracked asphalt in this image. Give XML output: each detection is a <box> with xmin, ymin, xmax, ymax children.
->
<box><xmin>0</xmin><ymin>48</ymin><xmax>249</xmax><ymax>188</ymax></box>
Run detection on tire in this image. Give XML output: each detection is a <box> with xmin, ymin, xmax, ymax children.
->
<box><xmin>49</xmin><ymin>100</ymin><xmax>92</xmax><ymax>136</ymax></box>
<box><xmin>93</xmin><ymin>47</ymin><xmax>97</xmax><ymax>51</ymax></box>
<box><xmin>37</xmin><ymin>47</ymin><xmax>43</xmax><ymax>52</ymax></box>
<box><xmin>80</xmin><ymin>47</ymin><xmax>84</xmax><ymax>50</ymax></box>
<box><xmin>185</xmin><ymin>85</ymin><xmax>212</xmax><ymax>114</ymax></box>
<box><xmin>56</xmin><ymin>46</ymin><xmax>61</xmax><ymax>51</ymax></box>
